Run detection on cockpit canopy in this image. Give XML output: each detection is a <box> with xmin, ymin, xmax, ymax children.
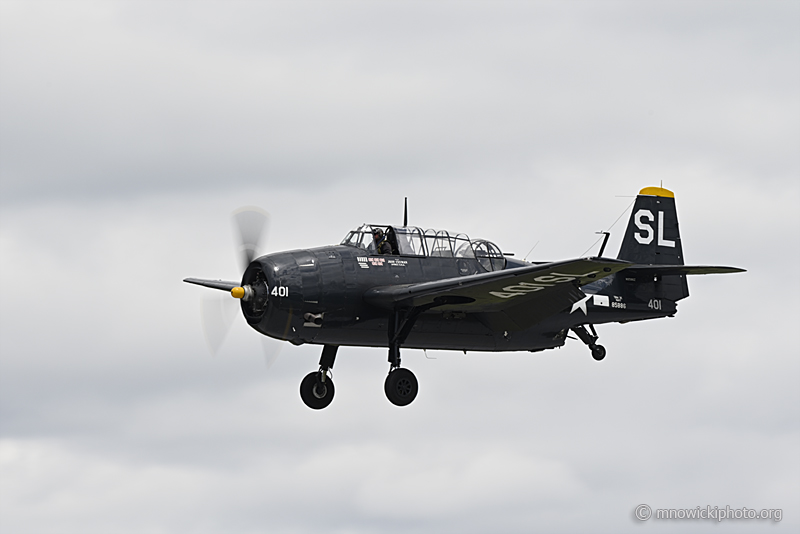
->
<box><xmin>340</xmin><ymin>224</ymin><xmax>506</xmax><ymax>271</ymax></box>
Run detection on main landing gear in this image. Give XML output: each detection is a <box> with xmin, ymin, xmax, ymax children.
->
<box><xmin>301</xmin><ymin>306</ymin><xmax>433</xmax><ymax>409</ymax></box>
<box><xmin>300</xmin><ymin>344</ymin><xmax>337</xmax><ymax>409</ymax></box>
<box><xmin>299</xmin><ymin>342</ymin><xmax>419</xmax><ymax>409</ymax></box>
<box><xmin>384</xmin><ymin>308</ymin><xmax>422</xmax><ymax>406</ymax></box>
<box><xmin>571</xmin><ymin>324</ymin><xmax>607</xmax><ymax>361</ymax></box>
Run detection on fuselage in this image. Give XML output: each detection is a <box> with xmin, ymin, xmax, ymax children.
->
<box><xmin>240</xmin><ymin>245</ymin><xmax>674</xmax><ymax>353</ymax></box>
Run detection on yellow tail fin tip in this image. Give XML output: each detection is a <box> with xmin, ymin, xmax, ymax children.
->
<box><xmin>639</xmin><ymin>186</ymin><xmax>674</xmax><ymax>198</ymax></box>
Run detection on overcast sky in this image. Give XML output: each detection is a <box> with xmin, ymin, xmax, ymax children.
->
<box><xmin>1</xmin><ymin>1</ymin><xmax>798</xmax><ymax>533</ymax></box>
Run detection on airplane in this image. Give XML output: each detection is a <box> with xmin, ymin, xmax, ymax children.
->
<box><xmin>185</xmin><ymin>186</ymin><xmax>744</xmax><ymax>409</ymax></box>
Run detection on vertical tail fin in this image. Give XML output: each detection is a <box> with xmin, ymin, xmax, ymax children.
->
<box><xmin>618</xmin><ymin>186</ymin><xmax>684</xmax><ymax>265</ymax></box>
<box><xmin>617</xmin><ymin>186</ymin><xmax>689</xmax><ymax>300</ymax></box>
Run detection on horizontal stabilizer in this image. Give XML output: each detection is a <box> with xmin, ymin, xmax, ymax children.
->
<box><xmin>624</xmin><ymin>265</ymin><xmax>745</xmax><ymax>275</ymax></box>
<box><xmin>183</xmin><ymin>278</ymin><xmax>240</xmax><ymax>291</ymax></box>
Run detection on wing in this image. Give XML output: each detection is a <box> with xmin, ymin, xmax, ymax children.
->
<box><xmin>364</xmin><ymin>258</ymin><xmax>630</xmax><ymax>328</ymax></box>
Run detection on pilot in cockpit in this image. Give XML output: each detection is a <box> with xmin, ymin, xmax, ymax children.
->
<box><xmin>373</xmin><ymin>228</ymin><xmax>392</xmax><ymax>255</ymax></box>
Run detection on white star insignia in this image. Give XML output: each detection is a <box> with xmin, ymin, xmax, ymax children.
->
<box><xmin>570</xmin><ymin>294</ymin><xmax>591</xmax><ymax>315</ymax></box>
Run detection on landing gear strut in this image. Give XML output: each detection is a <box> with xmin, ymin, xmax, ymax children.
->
<box><xmin>381</xmin><ymin>298</ymin><xmax>469</xmax><ymax>406</ymax></box>
<box><xmin>300</xmin><ymin>344</ymin><xmax>338</xmax><ymax>409</ymax></box>
<box><xmin>384</xmin><ymin>308</ymin><xmax>424</xmax><ymax>406</ymax></box>
<box><xmin>571</xmin><ymin>324</ymin><xmax>606</xmax><ymax>361</ymax></box>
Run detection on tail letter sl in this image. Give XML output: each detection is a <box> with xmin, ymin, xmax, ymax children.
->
<box><xmin>634</xmin><ymin>209</ymin><xmax>674</xmax><ymax>247</ymax></box>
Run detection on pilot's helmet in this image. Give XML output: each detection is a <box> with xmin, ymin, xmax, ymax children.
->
<box><xmin>373</xmin><ymin>228</ymin><xmax>384</xmax><ymax>238</ymax></box>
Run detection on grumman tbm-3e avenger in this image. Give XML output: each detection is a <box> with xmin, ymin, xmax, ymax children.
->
<box><xmin>185</xmin><ymin>187</ymin><xmax>744</xmax><ymax>409</ymax></box>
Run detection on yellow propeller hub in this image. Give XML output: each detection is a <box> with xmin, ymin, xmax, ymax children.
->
<box><xmin>231</xmin><ymin>286</ymin><xmax>246</xmax><ymax>299</ymax></box>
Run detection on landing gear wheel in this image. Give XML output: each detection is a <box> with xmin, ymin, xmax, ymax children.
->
<box><xmin>300</xmin><ymin>372</ymin><xmax>335</xmax><ymax>409</ymax></box>
<box><xmin>384</xmin><ymin>368</ymin><xmax>418</xmax><ymax>406</ymax></box>
<box><xmin>590</xmin><ymin>344</ymin><xmax>606</xmax><ymax>361</ymax></box>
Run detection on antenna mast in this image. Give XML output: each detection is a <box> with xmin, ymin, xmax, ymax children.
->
<box><xmin>403</xmin><ymin>197</ymin><xmax>408</xmax><ymax>226</ymax></box>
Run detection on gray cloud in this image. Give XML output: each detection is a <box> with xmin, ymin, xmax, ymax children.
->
<box><xmin>1</xmin><ymin>1</ymin><xmax>797</xmax><ymax>202</ymax></box>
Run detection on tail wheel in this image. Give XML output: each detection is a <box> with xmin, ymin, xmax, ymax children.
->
<box><xmin>591</xmin><ymin>344</ymin><xmax>607</xmax><ymax>361</ymax></box>
<box><xmin>384</xmin><ymin>368</ymin><xmax>418</xmax><ymax>406</ymax></box>
<box><xmin>300</xmin><ymin>372</ymin><xmax>335</xmax><ymax>409</ymax></box>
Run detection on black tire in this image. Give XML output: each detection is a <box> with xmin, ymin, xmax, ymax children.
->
<box><xmin>384</xmin><ymin>368</ymin><xmax>418</xmax><ymax>406</ymax></box>
<box><xmin>591</xmin><ymin>344</ymin><xmax>606</xmax><ymax>361</ymax></box>
<box><xmin>300</xmin><ymin>372</ymin><xmax>335</xmax><ymax>409</ymax></box>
